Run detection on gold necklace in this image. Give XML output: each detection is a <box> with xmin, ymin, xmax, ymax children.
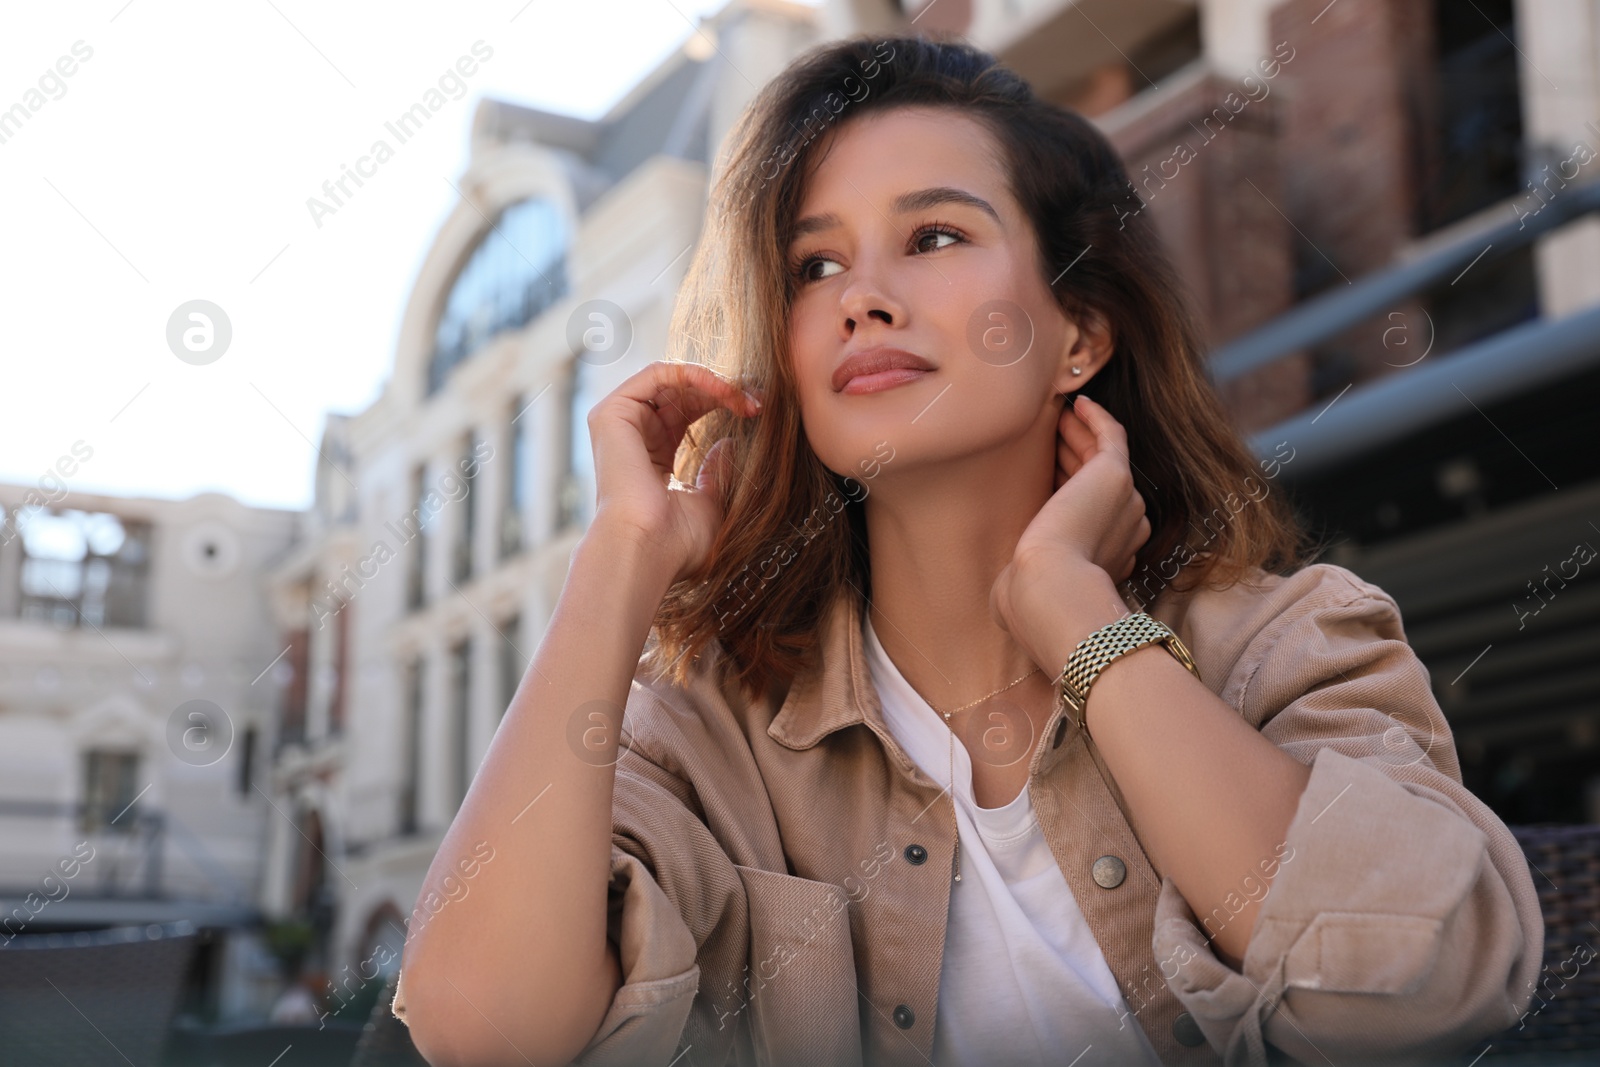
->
<box><xmin>927</xmin><ymin>666</ymin><xmax>1042</xmax><ymax>883</ymax></box>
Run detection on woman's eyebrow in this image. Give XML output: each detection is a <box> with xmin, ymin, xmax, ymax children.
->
<box><xmin>789</xmin><ymin>186</ymin><xmax>1002</xmax><ymax>242</ymax></box>
<box><xmin>894</xmin><ymin>186</ymin><xmax>1001</xmax><ymax>223</ymax></box>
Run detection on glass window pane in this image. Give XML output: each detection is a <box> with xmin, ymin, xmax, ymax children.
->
<box><xmin>503</xmin><ymin>399</ymin><xmax>531</xmax><ymax>559</ymax></box>
<box><xmin>499</xmin><ymin>615</ymin><xmax>522</xmax><ymax>721</ymax></box>
<box><xmin>399</xmin><ymin>659</ymin><xmax>423</xmax><ymax>835</ymax></box>
<box><xmin>429</xmin><ymin>199</ymin><xmax>568</xmax><ymax>395</ymax></box>
<box><xmin>451</xmin><ymin>641</ymin><xmax>471</xmax><ymax>810</ymax></box>
<box><xmin>561</xmin><ymin>360</ymin><xmax>600</xmax><ymax>530</ymax></box>
<box><xmin>15</xmin><ymin>508</ymin><xmax>148</xmax><ymax>629</ymax></box>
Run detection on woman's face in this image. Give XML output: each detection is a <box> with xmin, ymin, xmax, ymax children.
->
<box><xmin>784</xmin><ymin>104</ymin><xmax>1101</xmax><ymax>484</ymax></box>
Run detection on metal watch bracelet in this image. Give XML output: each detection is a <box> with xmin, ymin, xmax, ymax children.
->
<box><xmin>1054</xmin><ymin>612</ymin><xmax>1200</xmax><ymax>736</ymax></box>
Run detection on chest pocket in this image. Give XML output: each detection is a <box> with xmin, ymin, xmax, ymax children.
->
<box><xmin>729</xmin><ymin>864</ymin><xmax>863</xmax><ymax>1067</ymax></box>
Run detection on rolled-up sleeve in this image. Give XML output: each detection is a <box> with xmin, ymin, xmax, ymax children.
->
<box><xmin>569</xmin><ymin>836</ymin><xmax>703</xmax><ymax>1065</ymax></box>
<box><xmin>572</xmin><ymin>715</ymin><xmax>751</xmax><ymax>1067</ymax></box>
<box><xmin>1151</xmin><ymin>565</ymin><xmax>1545</xmax><ymax>1066</ymax></box>
<box><xmin>394</xmin><ymin>675</ymin><xmax>748</xmax><ymax>1067</ymax></box>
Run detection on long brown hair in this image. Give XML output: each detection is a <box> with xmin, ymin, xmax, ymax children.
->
<box><xmin>644</xmin><ymin>33</ymin><xmax>1319</xmax><ymax>703</ymax></box>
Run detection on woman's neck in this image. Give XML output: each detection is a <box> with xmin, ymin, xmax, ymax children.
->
<box><xmin>860</xmin><ymin>459</ymin><xmax>1056</xmax><ymax>717</ymax></box>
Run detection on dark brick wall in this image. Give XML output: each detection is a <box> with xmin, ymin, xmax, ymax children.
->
<box><xmin>1268</xmin><ymin>0</ymin><xmax>1435</xmax><ymax>390</ymax></box>
<box><xmin>1104</xmin><ymin>67</ymin><xmax>1308</xmax><ymax>432</ymax></box>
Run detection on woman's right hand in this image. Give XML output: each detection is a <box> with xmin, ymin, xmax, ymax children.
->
<box><xmin>586</xmin><ymin>359</ymin><xmax>763</xmax><ymax>586</ymax></box>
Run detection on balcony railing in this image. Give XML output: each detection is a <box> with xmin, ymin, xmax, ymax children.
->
<box><xmin>0</xmin><ymin>799</ymin><xmax>252</xmax><ymax>907</ymax></box>
<box><xmin>0</xmin><ymin>799</ymin><xmax>164</xmax><ymax>900</ymax></box>
<box><xmin>1215</xmin><ymin>178</ymin><xmax>1600</xmax><ymax>475</ymax></box>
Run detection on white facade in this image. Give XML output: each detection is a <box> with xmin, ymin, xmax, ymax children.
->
<box><xmin>261</xmin><ymin>0</ymin><xmax>824</xmax><ymax>985</ymax></box>
<box><xmin>0</xmin><ymin>481</ymin><xmax>299</xmax><ymax>1016</ymax></box>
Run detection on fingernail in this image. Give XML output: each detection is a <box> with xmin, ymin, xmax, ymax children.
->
<box><xmin>744</xmin><ymin>391</ymin><xmax>762</xmax><ymax>409</ymax></box>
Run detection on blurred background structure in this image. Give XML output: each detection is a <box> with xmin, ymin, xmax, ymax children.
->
<box><xmin>2</xmin><ymin>0</ymin><xmax>1597</xmax><ymax>1061</ymax></box>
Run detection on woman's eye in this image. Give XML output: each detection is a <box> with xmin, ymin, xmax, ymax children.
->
<box><xmin>792</xmin><ymin>225</ymin><xmax>962</xmax><ymax>284</ymax></box>
<box><xmin>799</xmin><ymin>256</ymin><xmax>843</xmax><ymax>282</ymax></box>
<box><xmin>912</xmin><ymin>228</ymin><xmax>961</xmax><ymax>254</ymax></box>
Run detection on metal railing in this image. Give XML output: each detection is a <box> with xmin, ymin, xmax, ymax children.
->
<box><xmin>0</xmin><ymin>799</ymin><xmax>251</xmax><ymax>905</ymax></box>
<box><xmin>1214</xmin><ymin>178</ymin><xmax>1600</xmax><ymax>478</ymax></box>
<box><xmin>1211</xmin><ymin>178</ymin><xmax>1600</xmax><ymax>386</ymax></box>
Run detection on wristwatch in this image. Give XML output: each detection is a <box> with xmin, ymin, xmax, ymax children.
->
<box><xmin>1054</xmin><ymin>612</ymin><xmax>1200</xmax><ymax>737</ymax></box>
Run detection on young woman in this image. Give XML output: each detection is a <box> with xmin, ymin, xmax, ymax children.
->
<box><xmin>394</xmin><ymin>35</ymin><xmax>1543</xmax><ymax>1067</ymax></box>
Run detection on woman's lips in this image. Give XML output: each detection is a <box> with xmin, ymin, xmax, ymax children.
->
<box><xmin>839</xmin><ymin>368</ymin><xmax>931</xmax><ymax>395</ymax></box>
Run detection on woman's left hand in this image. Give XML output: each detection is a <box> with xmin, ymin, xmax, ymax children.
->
<box><xmin>989</xmin><ymin>394</ymin><xmax>1150</xmax><ymax>660</ymax></box>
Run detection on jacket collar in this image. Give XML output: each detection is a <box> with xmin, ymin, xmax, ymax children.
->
<box><xmin>767</xmin><ymin>590</ymin><xmax>878</xmax><ymax>751</ymax></box>
<box><xmin>763</xmin><ymin>580</ymin><xmax>1182</xmax><ymax>780</ymax></box>
<box><xmin>763</xmin><ymin>588</ymin><xmax>1079</xmax><ymax>783</ymax></box>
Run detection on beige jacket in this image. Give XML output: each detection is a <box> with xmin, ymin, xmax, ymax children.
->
<box><xmin>397</xmin><ymin>562</ymin><xmax>1543</xmax><ymax>1066</ymax></box>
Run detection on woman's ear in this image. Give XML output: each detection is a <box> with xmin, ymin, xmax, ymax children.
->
<box><xmin>1054</xmin><ymin>308</ymin><xmax>1114</xmax><ymax>394</ymax></box>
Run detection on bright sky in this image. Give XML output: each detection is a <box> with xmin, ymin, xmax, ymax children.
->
<box><xmin>0</xmin><ymin>0</ymin><xmax>784</xmax><ymax>513</ymax></box>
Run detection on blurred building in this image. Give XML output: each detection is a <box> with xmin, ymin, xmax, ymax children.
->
<box><xmin>258</xmin><ymin>0</ymin><xmax>824</xmax><ymax>996</ymax></box>
<box><xmin>0</xmin><ymin>483</ymin><xmax>298</xmax><ymax>1020</ymax></box>
<box><xmin>261</xmin><ymin>0</ymin><xmax>1600</xmax><ymax>1005</ymax></box>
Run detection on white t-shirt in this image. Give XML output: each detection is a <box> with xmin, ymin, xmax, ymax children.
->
<box><xmin>863</xmin><ymin>614</ymin><xmax>1165</xmax><ymax>1067</ymax></box>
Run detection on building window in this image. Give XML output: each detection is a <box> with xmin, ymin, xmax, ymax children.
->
<box><xmin>307</xmin><ymin>579</ymin><xmax>344</xmax><ymax>743</ymax></box>
<box><xmin>290</xmin><ymin>809</ymin><xmax>328</xmax><ymax>927</ymax></box>
<box><xmin>406</xmin><ymin>465</ymin><xmax>428</xmax><ymax>611</ymax></box>
<box><xmin>428</xmin><ymin>198</ymin><xmax>569</xmax><ymax>396</ymax></box>
<box><xmin>14</xmin><ymin>507</ymin><xmax>150</xmax><ymax>629</ymax></box>
<box><xmin>328</xmin><ymin>604</ymin><xmax>349</xmax><ymax>736</ymax></box>
<box><xmin>453</xmin><ymin>436</ymin><xmax>477</xmax><ymax>585</ymax></box>
<box><xmin>450</xmin><ymin>640</ymin><xmax>472</xmax><ymax>811</ymax></box>
<box><xmin>1419</xmin><ymin>0</ymin><xmax>1524</xmax><ymax>232</ymax></box>
<box><xmin>559</xmin><ymin>356</ymin><xmax>601</xmax><ymax>531</ymax></box>
<box><xmin>499</xmin><ymin>614</ymin><xmax>522</xmax><ymax>722</ymax></box>
<box><xmin>280</xmin><ymin>626</ymin><xmax>310</xmax><ymax>749</ymax></box>
<box><xmin>237</xmin><ymin>726</ymin><xmax>257</xmax><ymax>796</ymax></box>
<box><xmin>399</xmin><ymin>658</ymin><xmax>423</xmax><ymax>836</ymax></box>
<box><xmin>502</xmin><ymin>399</ymin><xmax>532</xmax><ymax>559</ymax></box>
<box><xmin>82</xmin><ymin>750</ymin><xmax>140</xmax><ymax>834</ymax></box>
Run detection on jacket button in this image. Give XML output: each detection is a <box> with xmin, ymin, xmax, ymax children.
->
<box><xmin>1172</xmin><ymin>1011</ymin><xmax>1205</xmax><ymax>1047</ymax></box>
<box><xmin>1091</xmin><ymin>855</ymin><xmax>1126</xmax><ymax>889</ymax></box>
<box><xmin>904</xmin><ymin>844</ymin><xmax>928</xmax><ymax>865</ymax></box>
<box><xmin>892</xmin><ymin>1004</ymin><xmax>916</xmax><ymax>1029</ymax></box>
<box><xmin>1051</xmin><ymin>718</ymin><xmax>1068</xmax><ymax>749</ymax></box>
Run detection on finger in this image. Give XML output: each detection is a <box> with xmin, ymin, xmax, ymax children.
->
<box><xmin>1122</xmin><ymin>490</ymin><xmax>1147</xmax><ymax>526</ymax></box>
<box><xmin>1057</xmin><ymin>434</ymin><xmax>1083</xmax><ymax>477</ymax></box>
<box><xmin>695</xmin><ymin>437</ymin><xmax>735</xmax><ymax>495</ymax></box>
<box><xmin>1071</xmin><ymin>394</ymin><xmax>1130</xmax><ymax>457</ymax></box>
<box><xmin>593</xmin><ymin>363</ymin><xmax>757</xmax><ymax>489</ymax></box>
<box><xmin>1060</xmin><ymin>402</ymin><xmax>1099</xmax><ymax>463</ymax></box>
<box><xmin>1123</xmin><ymin>513</ymin><xmax>1150</xmax><ymax>554</ymax></box>
<box><xmin>620</xmin><ymin>360</ymin><xmax>761</xmax><ymax>427</ymax></box>
<box><xmin>1059</xmin><ymin>404</ymin><xmax>1095</xmax><ymax>468</ymax></box>
<box><xmin>1127</xmin><ymin>496</ymin><xmax>1146</xmax><ymax>527</ymax></box>
<box><xmin>633</xmin><ymin>363</ymin><xmax>763</xmax><ymax>473</ymax></box>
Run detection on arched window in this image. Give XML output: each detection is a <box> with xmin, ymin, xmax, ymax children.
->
<box><xmin>559</xmin><ymin>355</ymin><xmax>601</xmax><ymax>531</ymax></box>
<box><xmin>428</xmin><ymin>198</ymin><xmax>568</xmax><ymax>395</ymax></box>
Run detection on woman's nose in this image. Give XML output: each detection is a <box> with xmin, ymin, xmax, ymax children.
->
<box><xmin>838</xmin><ymin>261</ymin><xmax>905</xmax><ymax>336</ymax></box>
